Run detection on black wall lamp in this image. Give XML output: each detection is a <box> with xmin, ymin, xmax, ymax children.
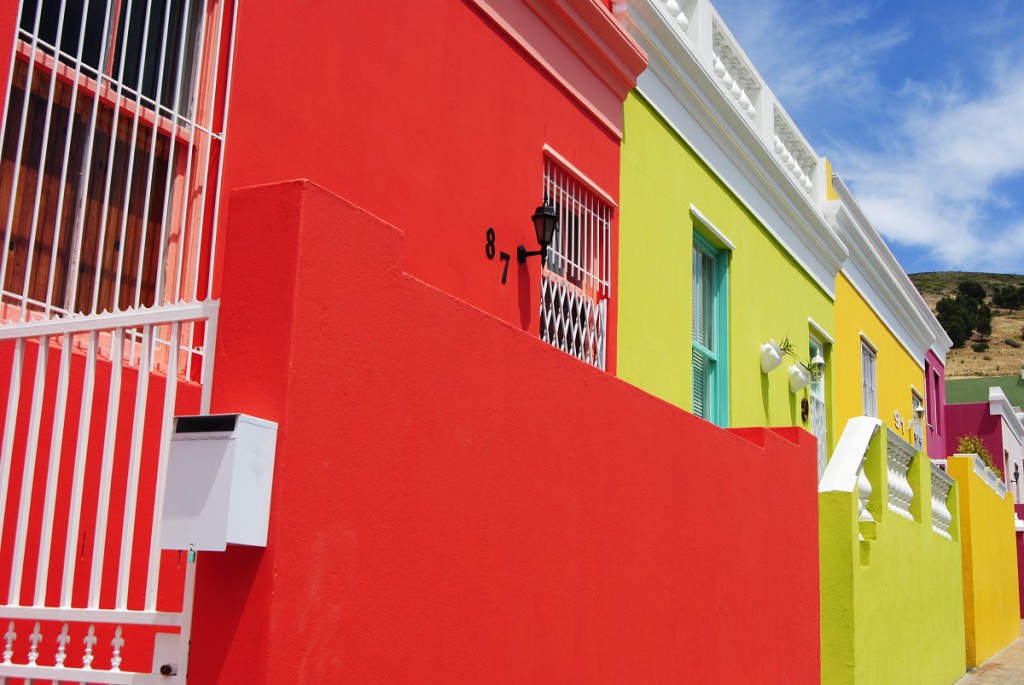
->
<box><xmin>518</xmin><ymin>199</ymin><xmax>558</xmax><ymax>264</ymax></box>
<box><xmin>1014</xmin><ymin>463</ymin><xmax>1020</xmax><ymax>485</ymax></box>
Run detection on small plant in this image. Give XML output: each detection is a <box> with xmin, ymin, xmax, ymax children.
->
<box><xmin>957</xmin><ymin>434</ymin><xmax>1002</xmax><ymax>479</ymax></box>
<box><xmin>777</xmin><ymin>336</ymin><xmax>798</xmax><ymax>359</ymax></box>
<box><xmin>972</xmin><ymin>342</ymin><xmax>989</xmax><ymax>352</ymax></box>
<box><xmin>1006</xmin><ymin>339</ymin><xmax>1021</xmax><ymax>349</ymax></box>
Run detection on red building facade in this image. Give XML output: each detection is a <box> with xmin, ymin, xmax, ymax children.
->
<box><xmin>0</xmin><ymin>2</ymin><xmax>824</xmax><ymax>683</ymax></box>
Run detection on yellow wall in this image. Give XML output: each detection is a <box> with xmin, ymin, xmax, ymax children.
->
<box><xmin>820</xmin><ymin>426</ymin><xmax>965</xmax><ymax>684</ymax></box>
<box><xmin>618</xmin><ymin>92</ymin><xmax>836</xmax><ymax>436</ymax></box>
<box><xmin>833</xmin><ymin>273</ymin><xmax>926</xmax><ymax>449</ymax></box>
<box><xmin>949</xmin><ymin>455</ymin><xmax>1021</xmax><ymax>666</ymax></box>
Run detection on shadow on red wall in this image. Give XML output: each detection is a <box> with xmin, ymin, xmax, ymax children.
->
<box><xmin>192</xmin><ymin>179</ymin><xmax>821</xmax><ymax>684</ymax></box>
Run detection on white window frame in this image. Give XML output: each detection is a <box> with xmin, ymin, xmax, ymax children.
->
<box><xmin>861</xmin><ymin>336</ymin><xmax>877</xmax><ymax>418</ymax></box>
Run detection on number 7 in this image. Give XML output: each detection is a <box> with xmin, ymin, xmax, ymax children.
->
<box><xmin>499</xmin><ymin>251</ymin><xmax>510</xmax><ymax>284</ymax></box>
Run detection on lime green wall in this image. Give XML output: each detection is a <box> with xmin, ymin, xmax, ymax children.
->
<box><xmin>617</xmin><ymin>92</ymin><xmax>835</xmax><ymax>436</ymax></box>
<box><xmin>948</xmin><ymin>455</ymin><xmax>1020</xmax><ymax>666</ymax></box>
<box><xmin>820</xmin><ymin>428</ymin><xmax>966</xmax><ymax>684</ymax></box>
<box><xmin>833</xmin><ymin>273</ymin><xmax>927</xmax><ymax>450</ymax></box>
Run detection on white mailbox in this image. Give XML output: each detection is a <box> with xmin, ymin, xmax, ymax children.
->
<box><xmin>160</xmin><ymin>414</ymin><xmax>278</xmax><ymax>552</ymax></box>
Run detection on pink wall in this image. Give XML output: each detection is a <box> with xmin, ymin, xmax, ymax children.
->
<box><xmin>946</xmin><ymin>402</ymin><xmax>1002</xmax><ymax>469</ymax></box>
<box><xmin>217</xmin><ymin>1</ymin><xmax>640</xmax><ymax>372</ymax></box>
<box><xmin>926</xmin><ymin>351</ymin><xmax>947</xmax><ymax>460</ymax></box>
<box><xmin>190</xmin><ymin>180</ymin><xmax>822</xmax><ymax>684</ymax></box>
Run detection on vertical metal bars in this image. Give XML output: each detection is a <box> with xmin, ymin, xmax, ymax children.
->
<box><xmin>539</xmin><ymin>157</ymin><xmax>611</xmax><ymax>370</ymax></box>
<box><xmin>0</xmin><ymin>302</ymin><xmax>215</xmax><ymax>680</ymax></box>
<box><xmin>0</xmin><ymin>0</ymin><xmax>235</xmax><ymax>325</ymax></box>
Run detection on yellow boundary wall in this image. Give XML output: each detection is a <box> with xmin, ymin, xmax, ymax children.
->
<box><xmin>820</xmin><ymin>425</ymin><xmax>965</xmax><ymax>684</ymax></box>
<box><xmin>948</xmin><ymin>454</ymin><xmax>1020</xmax><ymax>666</ymax></box>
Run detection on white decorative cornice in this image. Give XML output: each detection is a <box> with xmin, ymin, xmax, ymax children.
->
<box><xmin>470</xmin><ymin>0</ymin><xmax>647</xmax><ymax>139</ymax></box>
<box><xmin>989</xmin><ymin>386</ymin><xmax>1024</xmax><ymax>445</ymax></box>
<box><xmin>826</xmin><ymin>177</ymin><xmax>939</xmax><ymax>368</ymax></box>
<box><xmin>616</xmin><ymin>0</ymin><xmax>848</xmax><ymax>298</ymax></box>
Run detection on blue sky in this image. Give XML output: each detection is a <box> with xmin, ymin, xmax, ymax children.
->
<box><xmin>709</xmin><ymin>0</ymin><xmax>1024</xmax><ymax>275</ymax></box>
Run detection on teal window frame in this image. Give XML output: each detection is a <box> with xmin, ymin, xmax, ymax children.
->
<box><xmin>692</xmin><ymin>232</ymin><xmax>729</xmax><ymax>427</ymax></box>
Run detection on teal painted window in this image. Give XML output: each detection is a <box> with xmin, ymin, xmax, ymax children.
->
<box><xmin>692</xmin><ymin>234</ymin><xmax>728</xmax><ymax>426</ymax></box>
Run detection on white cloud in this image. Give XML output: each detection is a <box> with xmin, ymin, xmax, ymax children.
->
<box><xmin>844</xmin><ymin>62</ymin><xmax>1024</xmax><ymax>272</ymax></box>
<box><xmin>712</xmin><ymin>0</ymin><xmax>908</xmax><ymax>109</ymax></box>
<box><xmin>713</xmin><ymin>0</ymin><xmax>1024</xmax><ymax>273</ymax></box>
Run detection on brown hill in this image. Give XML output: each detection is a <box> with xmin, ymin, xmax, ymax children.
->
<box><xmin>908</xmin><ymin>272</ymin><xmax>1024</xmax><ymax>379</ymax></box>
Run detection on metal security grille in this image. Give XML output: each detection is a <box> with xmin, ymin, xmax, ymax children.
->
<box><xmin>0</xmin><ymin>0</ymin><xmax>235</xmax><ymax>325</ymax></box>
<box><xmin>539</xmin><ymin>158</ymin><xmax>611</xmax><ymax>370</ymax></box>
<box><xmin>0</xmin><ymin>302</ymin><xmax>216</xmax><ymax>683</ymax></box>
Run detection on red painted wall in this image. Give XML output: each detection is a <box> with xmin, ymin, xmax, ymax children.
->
<box><xmin>218</xmin><ymin>1</ymin><xmax>628</xmax><ymax>369</ymax></box>
<box><xmin>926</xmin><ymin>351</ymin><xmax>947</xmax><ymax>461</ymax></box>
<box><xmin>191</xmin><ymin>180</ymin><xmax>822</xmax><ymax>684</ymax></box>
<box><xmin>946</xmin><ymin>402</ymin><xmax>1002</xmax><ymax>463</ymax></box>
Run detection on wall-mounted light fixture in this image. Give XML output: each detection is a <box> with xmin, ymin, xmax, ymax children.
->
<box><xmin>913</xmin><ymin>404</ymin><xmax>926</xmax><ymax>423</ymax></box>
<box><xmin>1014</xmin><ymin>463</ymin><xmax>1020</xmax><ymax>485</ymax></box>
<box><xmin>518</xmin><ymin>199</ymin><xmax>558</xmax><ymax>264</ymax></box>
<box><xmin>809</xmin><ymin>351</ymin><xmax>826</xmax><ymax>380</ymax></box>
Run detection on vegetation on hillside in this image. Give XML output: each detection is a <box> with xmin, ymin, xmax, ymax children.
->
<box><xmin>935</xmin><ymin>281</ymin><xmax>992</xmax><ymax>348</ymax></box>
<box><xmin>908</xmin><ymin>271</ymin><xmax>1024</xmax><ymax>379</ymax></box>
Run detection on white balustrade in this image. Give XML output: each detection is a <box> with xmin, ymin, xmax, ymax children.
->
<box><xmin>773</xmin><ymin>110</ymin><xmax>816</xmax><ymax>195</ymax></box>
<box><xmin>658</xmin><ymin>0</ymin><xmax>691</xmax><ymax>31</ymax></box>
<box><xmin>886</xmin><ymin>428</ymin><xmax>915</xmax><ymax>520</ymax></box>
<box><xmin>931</xmin><ymin>463</ymin><xmax>955</xmax><ymax>539</ymax></box>
<box><xmin>819</xmin><ymin>417</ymin><xmax>884</xmax><ymax>541</ymax></box>
<box><xmin>711</xmin><ymin>23</ymin><xmax>758</xmax><ymax>121</ymax></box>
<box><xmin>857</xmin><ymin>466</ymin><xmax>873</xmax><ymax>527</ymax></box>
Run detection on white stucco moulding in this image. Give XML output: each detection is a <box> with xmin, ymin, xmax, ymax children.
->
<box><xmin>615</xmin><ymin>0</ymin><xmax>848</xmax><ymax>299</ymax></box>
<box><xmin>989</xmin><ymin>386</ymin><xmax>1024</xmax><ymax>445</ymax></box>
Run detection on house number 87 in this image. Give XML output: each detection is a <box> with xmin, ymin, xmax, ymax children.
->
<box><xmin>485</xmin><ymin>228</ymin><xmax>510</xmax><ymax>285</ymax></box>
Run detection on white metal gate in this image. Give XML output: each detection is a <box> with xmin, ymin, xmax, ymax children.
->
<box><xmin>0</xmin><ymin>300</ymin><xmax>217</xmax><ymax>684</ymax></box>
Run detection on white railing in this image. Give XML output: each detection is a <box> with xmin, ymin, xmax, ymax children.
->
<box><xmin>539</xmin><ymin>157</ymin><xmax>611</xmax><ymax>370</ymax></box>
<box><xmin>773</xmin><ymin>109</ymin><xmax>815</xmax><ymax>195</ymax></box>
<box><xmin>819</xmin><ymin>416</ymin><xmax>883</xmax><ymax>539</ymax></box>
<box><xmin>631</xmin><ymin>0</ymin><xmax>826</xmax><ymax>205</ymax></box>
<box><xmin>0</xmin><ymin>300</ymin><xmax>217</xmax><ymax>683</ymax></box>
<box><xmin>886</xmin><ymin>428</ymin><xmax>915</xmax><ymax>520</ymax></box>
<box><xmin>930</xmin><ymin>462</ymin><xmax>954</xmax><ymax>540</ymax></box>
<box><xmin>0</xmin><ymin>0</ymin><xmax>236</xmax><ymax>324</ymax></box>
<box><xmin>711</xmin><ymin>22</ymin><xmax>757</xmax><ymax>121</ymax></box>
<box><xmin>960</xmin><ymin>453</ymin><xmax>1009</xmax><ymax>499</ymax></box>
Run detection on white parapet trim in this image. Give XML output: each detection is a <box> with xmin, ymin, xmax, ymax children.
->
<box><xmin>989</xmin><ymin>386</ymin><xmax>1024</xmax><ymax>445</ymax></box>
<box><xmin>955</xmin><ymin>453</ymin><xmax>1008</xmax><ymax>500</ymax></box>
<box><xmin>819</xmin><ymin>416</ymin><xmax>883</xmax><ymax>494</ymax></box>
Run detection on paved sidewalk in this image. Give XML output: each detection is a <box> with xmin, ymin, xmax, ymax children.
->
<box><xmin>956</xmin><ymin>622</ymin><xmax>1024</xmax><ymax>683</ymax></box>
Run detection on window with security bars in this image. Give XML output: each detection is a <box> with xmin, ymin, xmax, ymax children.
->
<box><xmin>539</xmin><ymin>157</ymin><xmax>611</xmax><ymax>370</ymax></box>
<box><xmin>861</xmin><ymin>341</ymin><xmax>877</xmax><ymax>417</ymax></box>
<box><xmin>1</xmin><ymin>0</ymin><xmax>232</xmax><ymax>321</ymax></box>
<box><xmin>692</xmin><ymin>235</ymin><xmax>724</xmax><ymax>424</ymax></box>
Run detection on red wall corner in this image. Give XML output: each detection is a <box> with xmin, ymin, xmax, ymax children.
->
<box><xmin>193</xmin><ymin>180</ymin><xmax>821</xmax><ymax>684</ymax></box>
